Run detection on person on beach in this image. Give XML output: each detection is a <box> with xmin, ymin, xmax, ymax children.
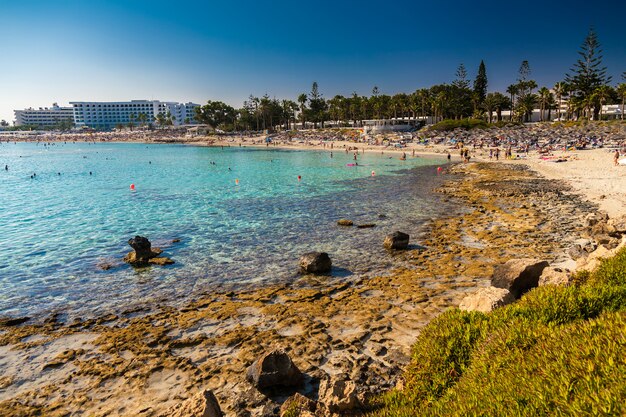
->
<box><xmin>615</xmin><ymin>150</ymin><xmax>620</xmax><ymax>166</ymax></box>
<box><xmin>447</xmin><ymin>152</ymin><xmax>451</xmax><ymax>162</ymax></box>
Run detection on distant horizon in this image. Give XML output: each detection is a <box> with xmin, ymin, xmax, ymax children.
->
<box><xmin>1</xmin><ymin>0</ymin><xmax>625</xmax><ymax>123</ymax></box>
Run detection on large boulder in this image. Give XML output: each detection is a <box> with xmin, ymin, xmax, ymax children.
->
<box><xmin>128</xmin><ymin>235</ymin><xmax>153</xmax><ymax>261</ymax></box>
<box><xmin>538</xmin><ymin>267</ymin><xmax>572</xmax><ymax>287</ymax></box>
<box><xmin>318</xmin><ymin>376</ymin><xmax>360</xmax><ymax>413</ymax></box>
<box><xmin>491</xmin><ymin>258</ymin><xmax>549</xmax><ymax>298</ymax></box>
<box><xmin>299</xmin><ymin>252</ymin><xmax>332</xmax><ymax>275</ymax></box>
<box><xmin>608</xmin><ymin>215</ymin><xmax>626</xmax><ymax>234</ymax></box>
<box><xmin>458</xmin><ymin>287</ymin><xmax>514</xmax><ymax>313</ymax></box>
<box><xmin>383</xmin><ymin>231</ymin><xmax>410</xmax><ymax>250</ymax></box>
<box><xmin>279</xmin><ymin>393</ymin><xmax>316</xmax><ymax>417</ymax></box>
<box><xmin>160</xmin><ymin>389</ymin><xmax>223</xmax><ymax>417</ymax></box>
<box><xmin>337</xmin><ymin>219</ymin><xmax>354</xmax><ymax>226</ymax></box>
<box><xmin>567</xmin><ymin>238</ymin><xmax>597</xmax><ymax>260</ymax></box>
<box><xmin>246</xmin><ymin>349</ymin><xmax>303</xmax><ymax>390</ymax></box>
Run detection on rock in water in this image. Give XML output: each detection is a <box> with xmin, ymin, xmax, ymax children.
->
<box><xmin>491</xmin><ymin>258</ymin><xmax>549</xmax><ymax>298</ymax></box>
<box><xmin>124</xmin><ymin>235</ymin><xmax>174</xmax><ymax>267</ymax></box>
<box><xmin>459</xmin><ymin>287</ymin><xmax>514</xmax><ymax>313</ymax></box>
<box><xmin>246</xmin><ymin>349</ymin><xmax>303</xmax><ymax>390</ymax></box>
<box><xmin>299</xmin><ymin>252</ymin><xmax>332</xmax><ymax>274</ymax></box>
<box><xmin>383</xmin><ymin>231</ymin><xmax>410</xmax><ymax>250</ymax></box>
<box><xmin>159</xmin><ymin>389</ymin><xmax>223</xmax><ymax>417</ymax></box>
<box><xmin>128</xmin><ymin>235</ymin><xmax>153</xmax><ymax>261</ymax></box>
<box><xmin>337</xmin><ymin>219</ymin><xmax>354</xmax><ymax>226</ymax></box>
<box><xmin>318</xmin><ymin>376</ymin><xmax>360</xmax><ymax>413</ymax></box>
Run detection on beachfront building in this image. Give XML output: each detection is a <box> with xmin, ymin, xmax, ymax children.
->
<box><xmin>362</xmin><ymin>118</ymin><xmax>425</xmax><ymax>133</ymax></box>
<box><xmin>14</xmin><ymin>103</ymin><xmax>74</xmax><ymax>129</ymax></box>
<box><xmin>70</xmin><ymin>100</ymin><xmax>200</xmax><ymax>130</ymax></box>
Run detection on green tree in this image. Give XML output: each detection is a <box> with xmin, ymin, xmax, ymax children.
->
<box><xmin>593</xmin><ymin>85</ymin><xmax>613</xmax><ymax>120</ymax></box>
<box><xmin>453</xmin><ymin>63</ymin><xmax>469</xmax><ymax>89</ymax></box>
<box><xmin>537</xmin><ymin>87</ymin><xmax>551</xmax><ymax>121</ymax></box>
<box><xmin>308</xmin><ymin>82</ymin><xmax>327</xmax><ymax>128</ymax></box>
<box><xmin>128</xmin><ymin>112</ymin><xmax>136</xmax><ymax>131</ymax></box>
<box><xmin>473</xmin><ymin>60</ymin><xmax>488</xmax><ymax>104</ymax></box>
<box><xmin>155</xmin><ymin>112</ymin><xmax>167</xmax><ymax>128</ymax></box>
<box><xmin>0</xmin><ymin>120</ymin><xmax>9</xmax><ymax>127</ymax></box>
<box><xmin>506</xmin><ymin>84</ymin><xmax>518</xmax><ymax>121</ymax></box>
<box><xmin>553</xmin><ymin>82</ymin><xmax>566</xmax><ymax>120</ymax></box>
<box><xmin>194</xmin><ymin>100</ymin><xmax>236</xmax><ymax>129</ymax></box>
<box><xmin>297</xmin><ymin>93</ymin><xmax>307</xmax><ymax>129</ymax></box>
<box><xmin>565</xmin><ymin>28</ymin><xmax>611</xmax><ymax>120</ymax></box>
<box><xmin>137</xmin><ymin>112</ymin><xmax>149</xmax><ymax>128</ymax></box>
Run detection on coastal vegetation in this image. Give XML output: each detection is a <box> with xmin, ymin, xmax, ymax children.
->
<box><xmin>369</xmin><ymin>247</ymin><xmax>626</xmax><ymax>416</ymax></box>
<box><xmin>188</xmin><ymin>28</ymin><xmax>624</xmax><ymax>132</ymax></box>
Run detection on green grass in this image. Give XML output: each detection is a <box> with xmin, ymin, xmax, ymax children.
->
<box><xmin>369</xmin><ymin>247</ymin><xmax>626</xmax><ymax>416</ymax></box>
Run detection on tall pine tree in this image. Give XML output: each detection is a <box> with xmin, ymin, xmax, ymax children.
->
<box><xmin>452</xmin><ymin>64</ymin><xmax>469</xmax><ymax>89</ymax></box>
<box><xmin>473</xmin><ymin>60</ymin><xmax>488</xmax><ymax>104</ymax></box>
<box><xmin>565</xmin><ymin>28</ymin><xmax>611</xmax><ymax>100</ymax></box>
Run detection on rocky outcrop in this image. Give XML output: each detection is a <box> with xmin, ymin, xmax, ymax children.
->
<box><xmin>608</xmin><ymin>215</ymin><xmax>626</xmax><ymax>234</ymax></box>
<box><xmin>159</xmin><ymin>389</ymin><xmax>223</xmax><ymax>417</ymax></box>
<box><xmin>246</xmin><ymin>349</ymin><xmax>303</xmax><ymax>390</ymax></box>
<box><xmin>318</xmin><ymin>376</ymin><xmax>361</xmax><ymax>414</ymax></box>
<box><xmin>299</xmin><ymin>252</ymin><xmax>332</xmax><ymax>274</ymax></box>
<box><xmin>567</xmin><ymin>238</ymin><xmax>597</xmax><ymax>260</ymax></box>
<box><xmin>279</xmin><ymin>393</ymin><xmax>316</xmax><ymax>417</ymax></box>
<box><xmin>458</xmin><ymin>287</ymin><xmax>514</xmax><ymax>313</ymax></box>
<box><xmin>538</xmin><ymin>266</ymin><xmax>572</xmax><ymax>287</ymax></box>
<box><xmin>383</xmin><ymin>231</ymin><xmax>410</xmax><ymax>250</ymax></box>
<box><xmin>123</xmin><ymin>235</ymin><xmax>174</xmax><ymax>267</ymax></box>
<box><xmin>337</xmin><ymin>219</ymin><xmax>354</xmax><ymax>226</ymax></box>
<box><xmin>491</xmin><ymin>258</ymin><xmax>549</xmax><ymax>298</ymax></box>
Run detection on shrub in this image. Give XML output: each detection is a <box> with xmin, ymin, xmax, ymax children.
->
<box><xmin>368</xmin><ymin>248</ymin><xmax>626</xmax><ymax>416</ymax></box>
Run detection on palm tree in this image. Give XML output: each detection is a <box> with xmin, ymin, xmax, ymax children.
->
<box><xmin>616</xmin><ymin>83</ymin><xmax>626</xmax><ymax>121</ymax></box>
<box><xmin>593</xmin><ymin>85</ymin><xmax>613</xmax><ymax>120</ymax></box>
<box><xmin>506</xmin><ymin>84</ymin><xmax>518</xmax><ymax>121</ymax></box>
<box><xmin>553</xmin><ymin>82</ymin><xmax>565</xmax><ymax>120</ymax></box>
<box><xmin>297</xmin><ymin>93</ymin><xmax>307</xmax><ymax>129</ymax></box>
<box><xmin>537</xmin><ymin>87</ymin><xmax>551</xmax><ymax>121</ymax></box>
<box><xmin>128</xmin><ymin>113</ymin><xmax>136</xmax><ymax>131</ymax></box>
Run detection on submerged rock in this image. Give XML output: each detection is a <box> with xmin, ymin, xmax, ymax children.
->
<box><xmin>491</xmin><ymin>258</ymin><xmax>549</xmax><ymax>298</ymax></box>
<box><xmin>246</xmin><ymin>349</ymin><xmax>303</xmax><ymax>390</ymax></box>
<box><xmin>0</xmin><ymin>316</ymin><xmax>30</xmax><ymax>327</ymax></box>
<box><xmin>159</xmin><ymin>389</ymin><xmax>223</xmax><ymax>417</ymax></box>
<box><xmin>337</xmin><ymin>219</ymin><xmax>354</xmax><ymax>226</ymax></box>
<box><xmin>383</xmin><ymin>231</ymin><xmax>410</xmax><ymax>250</ymax></box>
<box><xmin>299</xmin><ymin>252</ymin><xmax>332</xmax><ymax>274</ymax></box>
<box><xmin>357</xmin><ymin>223</ymin><xmax>376</xmax><ymax>229</ymax></box>
<box><xmin>459</xmin><ymin>287</ymin><xmax>514</xmax><ymax>313</ymax></box>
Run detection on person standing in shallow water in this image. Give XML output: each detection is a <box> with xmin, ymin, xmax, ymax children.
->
<box><xmin>614</xmin><ymin>150</ymin><xmax>620</xmax><ymax>166</ymax></box>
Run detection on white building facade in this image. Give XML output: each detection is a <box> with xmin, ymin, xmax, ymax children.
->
<box><xmin>14</xmin><ymin>103</ymin><xmax>74</xmax><ymax>128</ymax></box>
<box><xmin>70</xmin><ymin>100</ymin><xmax>200</xmax><ymax>130</ymax></box>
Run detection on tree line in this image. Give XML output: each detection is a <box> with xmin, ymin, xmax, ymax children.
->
<box><xmin>192</xmin><ymin>28</ymin><xmax>625</xmax><ymax>132</ymax></box>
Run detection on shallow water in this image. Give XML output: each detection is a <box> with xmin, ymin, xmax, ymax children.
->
<box><xmin>0</xmin><ymin>142</ymin><xmax>447</xmax><ymax>317</ymax></box>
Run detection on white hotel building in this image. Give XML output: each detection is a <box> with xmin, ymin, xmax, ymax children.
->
<box><xmin>14</xmin><ymin>103</ymin><xmax>74</xmax><ymax>128</ymax></box>
<box><xmin>70</xmin><ymin>100</ymin><xmax>200</xmax><ymax>130</ymax></box>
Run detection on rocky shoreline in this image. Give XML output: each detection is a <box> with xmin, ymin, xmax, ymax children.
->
<box><xmin>0</xmin><ymin>161</ymin><xmax>621</xmax><ymax>416</ymax></box>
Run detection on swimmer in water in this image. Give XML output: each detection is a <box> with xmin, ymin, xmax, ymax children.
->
<box><xmin>4</xmin><ymin>165</ymin><xmax>7</xmax><ymax>170</ymax></box>
<box><xmin>89</xmin><ymin>172</ymin><xmax>92</xmax><ymax>175</ymax></box>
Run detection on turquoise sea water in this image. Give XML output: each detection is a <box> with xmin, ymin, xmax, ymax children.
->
<box><xmin>0</xmin><ymin>142</ymin><xmax>446</xmax><ymax>317</ymax></box>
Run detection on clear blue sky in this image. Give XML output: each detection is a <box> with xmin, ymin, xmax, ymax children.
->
<box><xmin>1</xmin><ymin>0</ymin><xmax>625</xmax><ymax>122</ymax></box>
